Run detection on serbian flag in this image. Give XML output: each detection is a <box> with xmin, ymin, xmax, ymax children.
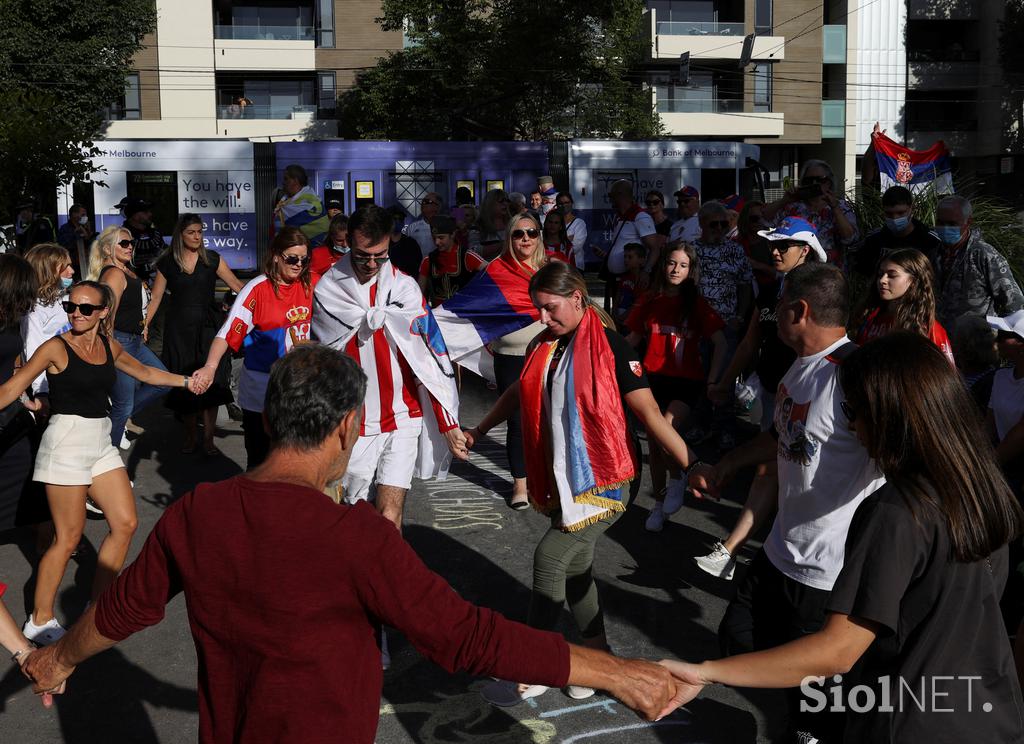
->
<box><xmin>872</xmin><ymin>131</ymin><xmax>954</xmax><ymax>194</ymax></box>
<box><xmin>433</xmin><ymin>254</ymin><xmax>540</xmax><ymax>381</ymax></box>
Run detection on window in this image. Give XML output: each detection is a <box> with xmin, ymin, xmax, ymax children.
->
<box><xmin>105</xmin><ymin>73</ymin><xmax>141</xmax><ymax>120</ymax></box>
<box><xmin>316</xmin><ymin>0</ymin><xmax>334</xmax><ymax>47</ymax></box>
<box><xmin>755</xmin><ymin>0</ymin><xmax>772</xmax><ymax>35</ymax></box>
<box><xmin>318</xmin><ymin>71</ymin><xmax>336</xmax><ymax>118</ymax></box>
<box><xmin>753</xmin><ymin>64</ymin><xmax>772</xmax><ymax>112</ymax></box>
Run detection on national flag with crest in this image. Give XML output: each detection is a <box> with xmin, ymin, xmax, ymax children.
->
<box><xmin>872</xmin><ymin>131</ymin><xmax>954</xmax><ymax>195</ymax></box>
<box><xmin>432</xmin><ymin>254</ymin><xmax>541</xmax><ymax>382</ymax></box>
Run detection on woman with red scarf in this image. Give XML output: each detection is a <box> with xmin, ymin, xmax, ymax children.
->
<box><xmin>465</xmin><ymin>261</ymin><xmax>711</xmax><ymax>707</ymax></box>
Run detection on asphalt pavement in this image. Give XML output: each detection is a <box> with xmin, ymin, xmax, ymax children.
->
<box><xmin>0</xmin><ymin>374</ymin><xmax>785</xmax><ymax>743</ymax></box>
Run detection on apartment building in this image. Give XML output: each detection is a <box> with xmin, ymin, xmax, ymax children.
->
<box><xmin>106</xmin><ymin>0</ymin><xmax>402</xmax><ymax>140</ymax></box>
<box><xmin>643</xmin><ymin>0</ymin><xmax>855</xmax><ymax>189</ymax></box>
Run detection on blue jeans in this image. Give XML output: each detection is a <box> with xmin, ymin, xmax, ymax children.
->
<box><xmin>110</xmin><ymin>330</ymin><xmax>169</xmax><ymax>445</ymax></box>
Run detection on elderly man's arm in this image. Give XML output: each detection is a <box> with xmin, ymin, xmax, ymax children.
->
<box><xmin>354</xmin><ymin>506</ymin><xmax>677</xmax><ymax>720</ymax></box>
<box><xmin>21</xmin><ymin>605</ymin><xmax>116</xmax><ymax>694</ymax></box>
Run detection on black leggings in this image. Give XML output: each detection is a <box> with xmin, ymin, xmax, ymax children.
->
<box><xmin>242</xmin><ymin>409</ymin><xmax>270</xmax><ymax>470</ymax></box>
<box><xmin>493</xmin><ymin>352</ymin><xmax>527</xmax><ymax>479</ymax></box>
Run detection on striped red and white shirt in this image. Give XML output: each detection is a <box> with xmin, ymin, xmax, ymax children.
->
<box><xmin>343</xmin><ymin>281</ymin><xmax>459</xmax><ymax>437</ymax></box>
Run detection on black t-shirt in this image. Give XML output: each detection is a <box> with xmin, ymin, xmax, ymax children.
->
<box><xmin>389</xmin><ymin>235</ymin><xmax>423</xmax><ymax>277</ymax></box>
<box><xmin>854</xmin><ymin>219</ymin><xmax>942</xmax><ymax>278</ymax></box>
<box><xmin>605</xmin><ymin>327</ymin><xmax>650</xmax><ymax>394</ymax></box>
<box><xmin>653</xmin><ymin>218</ymin><xmax>673</xmax><ymax>238</ymax></box>
<box><xmin>754</xmin><ymin>278</ymin><xmax>796</xmax><ymax>393</ymax></box>
<box><xmin>828</xmin><ymin>483</ymin><xmax>1024</xmax><ymax>743</ymax></box>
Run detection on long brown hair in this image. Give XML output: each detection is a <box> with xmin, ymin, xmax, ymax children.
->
<box><xmin>650</xmin><ymin>241</ymin><xmax>700</xmax><ymax>321</ymax></box>
<box><xmin>264</xmin><ymin>227</ymin><xmax>311</xmax><ymax>296</ymax></box>
<box><xmin>167</xmin><ymin>213</ymin><xmax>209</xmax><ymax>271</ymax></box>
<box><xmin>859</xmin><ymin>248</ymin><xmax>936</xmax><ymax>337</ymax></box>
<box><xmin>529</xmin><ymin>261</ymin><xmax>615</xmax><ymax>330</ymax></box>
<box><xmin>25</xmin><ymin>243</ymin><xmax>71</xmax><ymax>307</ymax></box>
<box><xmin>840</xmin><ymin>332</ymin><xmax>1023</xmax><ymax>562</ymax></box>
<box><xmin>0</xmin><ymin>254</ymin><xmax>38</xmax><ymax>331</ymax></box>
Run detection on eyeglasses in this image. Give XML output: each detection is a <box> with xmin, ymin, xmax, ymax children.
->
<box><xmin>840</xmin><ymin>401</ymin><xmax>856</xmax><ymax>423</ymax></box>
<box><xmin>281</xmin><ymin>254</ymin><xmax>310</xmax><ymax>266</ymax></box>
<box><xmin>62</xmin><ymin>301</ymin><xmax>105</xmax><ymax>316</ymax></box>
<box><xmin>801</xmin><ymin>176</ymin><xmax>829</xmax><ymax>185</ymax></box>
<box><xmin>645</xmin><ymin>200</ymin><xmax>662</xmax><ymax>207</ymax></box>
<box><xmin>421</xmin><ymin>199</ymin><xmax>440</xmax><ymax>206</ymax></box>
<box><xmin>351</xmin><ymin>252</ymin><xmax>390</xmax><ymax>266</ymax></box>
<box><xmin>676</xmin><ymin>197</ymin><xmax>696</xmax><ymax>203</ymax></box>
<box><xmin>707</xmin><ymin>221</ymin><xmax>729</xmax><ymax>229</ymax></box>
<box><xmin>511</xmin><ymin>228</ymin><xmax>540</xmax><ymax>239</ymax></box>
<box><xmin>117</xmin><ymin>239</ymin><xmax>133</xmax><ymax>249</ymax></box>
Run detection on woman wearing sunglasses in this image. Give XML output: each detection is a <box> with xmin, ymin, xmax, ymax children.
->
<box><xmin>87</xmin><ymin>226</ymin><xmax>171</xmax><ymax>449</ymax></box>
<box><xmin>488</xmin><ymin>213</ymin><xmax>552</xmax><ymax>509</ymax></box>
<box><xmin>663</xmin><ymin>332</ymin><xmax>1024</xmax><ymax>744</ymax></box>
<box><xmin>644</xmin><ymin>190</ymin><xmax>674</xmax><ymax>239</ymax></box>
<box><xmin>0</xmin><ymin>280</ymin><xmax>204</xmax><ymax>645</ymax></box>
<box><xmin>146</xmin><ymin>214</ymin><xmax>245</xmax><ymax>456</ymax></box>
<box><xmin>195</xmin><ymin>227</ymin><xmax>317</xmax><ymax>468</ymax></box>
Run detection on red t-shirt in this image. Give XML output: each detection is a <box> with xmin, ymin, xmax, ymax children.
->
<box><xmin>626</xmin><ymin>293</ymin><xmax>724</xmax><ymax>379</ymax></box>
<box><xmin>95</xmin><ymin>478</ymin><xmax>571</xmax><ymax>744</ymax></box>
<box><xmin>545</xmin><ymin>246</ymin><xmax>572</xmax><ymax>264</ymax></box>
<box><xmin>417</xmin><ymin>246</ymin><xmax>486</xmax><ymax>279</ymax></box>
<box><xmin>310</xmin><ymin>245</ymin><xmax>347</xmax><ymax>277</ymax></box>
<box><xmin>854</xmin><ymin>308</ymin><xmax>955</xmax><ymax>364</ymax></box>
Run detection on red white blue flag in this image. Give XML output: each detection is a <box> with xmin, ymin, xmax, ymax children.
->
<box><xmin>872</xmin><ymin>131</ymin><xmax>953</xmax><ymax>194</ymax></box>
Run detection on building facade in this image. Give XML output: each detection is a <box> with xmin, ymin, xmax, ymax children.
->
<box><xmin>106</xmin><ymin>0</ymin><xmax>402</xmax><ymax>140</ymax></box>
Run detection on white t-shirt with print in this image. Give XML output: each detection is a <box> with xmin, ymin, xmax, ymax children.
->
<box><xmin>607</xmin><ymin>211</ymin><xmax>656</xmax><ymax>275</ymax></box>
<box><xmin>669</xmin><ymin>215</ymin><xmax>700</xmax><ymax>244</ymax></box>
<box><xmin>565</xmin><ymin>216</ymin><xmax>589</xmax><ymax>270</ymax></box>
<box><xmin>764</xmin><ymin>337</ymin><xmax>886</xmax><ymax>591</ymax></box>
<box><xmin>990</xmin><ymin>368</ymin><xmax>1024</xmax><ymax>441</ymax></box>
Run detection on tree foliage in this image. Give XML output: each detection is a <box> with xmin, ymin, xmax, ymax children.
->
<box><xmin>0</xmin><ymin>0</ymin><xmax>156</xmax><ymax>214</ymax></box>
<box><xmin>338</xmin><ymin>0</ymin><xmax>662</xmax><ymax>141</ymax></box>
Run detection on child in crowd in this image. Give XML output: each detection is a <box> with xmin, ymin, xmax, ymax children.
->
<box><xmin>613</xmin><ymin>242</ymin><xmax>646</xmax><ymax>329</ymax></box>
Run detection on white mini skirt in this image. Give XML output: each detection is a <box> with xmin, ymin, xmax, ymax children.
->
<box><xmin>33</xmin><ymin>414</ymin><xmax>125</xmax><ymax>486</ymax></box>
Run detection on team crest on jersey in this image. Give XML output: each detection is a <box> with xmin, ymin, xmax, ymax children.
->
<box><xmin>285</xmin><ymin>305</ymin><xmax>310</xmax><ymax>324</ymax></box>
<box><xmin>629</xmin><ymin>360</ymin><xmax>642</xmax><ymax>377</ymax></box>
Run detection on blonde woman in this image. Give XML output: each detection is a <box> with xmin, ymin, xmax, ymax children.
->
<box><xmin>488</xmin><ymin>213</ymin><xmax>550</xmax><ymax>509</ymax></box>
<box><xmin>89</xmin><ymin>226</ymin><xmax>169</xmax><ymax>448</ymax></box>
<box><xmin>23</xmin><ymin>244</ymin><xmax>74</xmax><ymax>398</ymax></box>
<box><xmin>145</xmin><ymin>214</ymin><xmax>244</xmax><ymax>455</ymax></box>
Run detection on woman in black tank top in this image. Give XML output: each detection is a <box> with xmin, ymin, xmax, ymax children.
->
<box><xmin>0</xmin><ymin>281</ymin><xmax>206</xmax><ymax>643</ymax></box>
<box><xmin>90</xmin><ymin>226</ymin><xmax>170</xmax><ymax>448</ymax></box>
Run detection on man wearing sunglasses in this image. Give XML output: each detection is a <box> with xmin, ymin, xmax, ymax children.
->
<box><xmin>669</xmin><ymin>186</ymin><xmax>701</xmax><ymax>245</ymax></box>
<box><xmin>312</xmin><ymin>205</ymin><xmax>467</xmax><ymax>535</ymax></box>
<box><xmin>118</xmin><ymin>197</ymin><xmax>163</xmax><ymax>283</ymax></box>
<box><xmin>403</xmin><ymin>192</ymin><xmax>444</xmax><ymax>260</ymax></box>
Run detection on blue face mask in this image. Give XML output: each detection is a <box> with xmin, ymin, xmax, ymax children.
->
<box><xmin>60</xmin><ymin>277</ymin><xmax>74</xmax><ymax>290</ymax></box>
<box><xmin>884</xmin><ymin>215</ymin><xmax>911</xmax><ymax>233</ymax></box>
<box><xmin>935</xmin><ymin>225</ymin><xmax>964</xmax><ymax>245</ymax></box>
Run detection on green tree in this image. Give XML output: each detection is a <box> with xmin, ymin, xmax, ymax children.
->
<box><xmin>338</xmin><ymin>0</ymin><xmax>662</xmax><ymax>140</ymax></box>
<box><xmin>0</xmin><ymin>0</ymin><xmax>157</xmax><ymax>215</ymax></box>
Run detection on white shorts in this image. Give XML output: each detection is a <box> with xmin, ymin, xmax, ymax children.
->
<box><xmin>34</xmin><ymin>415</ymin><xmax>125</xmax><ymax>486</ymax></box>
<box><xmin>338</xmin><ymin>425</ymin><xmax>420</xmax><ymax>504</ymax></box>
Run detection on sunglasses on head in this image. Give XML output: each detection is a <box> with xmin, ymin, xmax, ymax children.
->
<box><xmin>62</xmin><ymin>301</ymin><xmax>105</xmax><ymax>316</ymax></box>
<box><xmin>512</xmin><ymin>228</ymin><xmax>540</xmax><ymax>239</ymax></box>
<box><xmin>840</xmin><ymin>401</ymin><xmax>856</xmax><ymax>423</ymax></box>
<box><xmin>117</xmin><ymin>239</ymin><xmax>133</xmax><ymax>249</ymax></box>
<box><xmin>707</xmin><ymin>220</ymin><xmax>729</xmax><ymax>229</ymax></box>
<box><xmin>351</xmin><ymin>252</ymin><xmax>390</xmax><ymax>266</ymax></box>
<box><xmin>281</xmin><ymin>254</ymin><xmax>310</xmax><ymax>266</ymax></box>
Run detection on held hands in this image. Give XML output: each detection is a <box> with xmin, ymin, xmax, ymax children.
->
<box><xmin>656</xmin><ymin>659</ymin><xmax>707</xmax><ymax>711</ymax></box>
<box><xmin>187</xmin><ymin>371</ymin><xmax>211</xmax><ymax>395</ymax></box>
<box><xmin>608</xmin><ymin>657</ymin><xmax>686</xmax><ymax>721</ymax></box>
<box><xmin>462</xmin><ymin>427</ymin><xmax>481</xmax><ymax>450</ymax></box>
<box><xmin>687</xmin><ymin>462</ymin><xmax>721</xmax><ymax>501</ymax></box>
<box><xmin>444</xmin><ymin>428</ymin><xmax>470</xmax><ymax>461</ymax></box>
<box><xmin>20</xmin><ymin>645</ymin><xmax>71</xmax><ymax>706</ymax></box>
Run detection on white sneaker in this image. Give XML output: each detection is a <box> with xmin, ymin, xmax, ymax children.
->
<box><xmin>480</xmin><ymin>679</ymin><xmax>549</xmax><ymax>707</ymax></box>
<box><xmin>645</xmin><ymin>502</ymin><xmax>665</xmax><ymax>532</ymax></box>
<box><xmin>85</xmin><ymin>497</ymin><xmax>104</xmax><ymax>515</ymax></box>
<box><xmin>565</xmin><ymin>685</ymin><xmax>595</xmax><ymax>699</ymax></box>
<box><xmin>22</xmin><ymin>615</ymin><xmax>66</xmax><ymax>645</ymax></box>
<box><xmin>119</xmin><ymin>432</ymin><xmax>131</xmax><ymax>450</ymax></box>
<box><xmin>663</xmin><ymin>477</ymin><xmax>686</xmax><ymax>515</ymax></box>
<box><xmin>694</xmin><ymin>541</ymin><xmax>736</xmax><ymax>580</ymax></box>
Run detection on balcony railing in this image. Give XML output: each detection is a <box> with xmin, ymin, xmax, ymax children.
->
<box><xmin>656</xmin><ymin>21</ymin><xmax>745</xmax><ymax>36</ymax></box>
<box><xmin>214</xmin><ymin>24</ymin><xmax>315</xmax><ymax>41</ymax></box>
<box><xmin>656</xmin><ymin>97</ymin><xmax>744</xmax><ymax>114</ymax></box>
<box><xmin>217</xmin><ymin>104</ymin><xmax>317</xmax><ymax>120</ymax></box>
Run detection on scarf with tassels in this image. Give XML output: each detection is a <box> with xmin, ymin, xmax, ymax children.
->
<box><xmin>519</xmin><ymin>307</ymin><xmax>637</xmax><ymax>531</ymax></box>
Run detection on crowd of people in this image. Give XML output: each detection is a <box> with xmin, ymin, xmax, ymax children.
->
<box><xmin>2</xmin><ymin>160</ymin><xmax>1024</xmax><ymax>744</ymax></box>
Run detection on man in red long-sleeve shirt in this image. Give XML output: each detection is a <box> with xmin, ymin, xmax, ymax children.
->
<box><xmin>22</xmin><ymin>345</ymin><xmax>683</xmax><ymax>742</ymax></box>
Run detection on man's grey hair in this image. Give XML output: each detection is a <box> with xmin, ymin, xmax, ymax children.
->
<box><xmin>938</xmin><ymin>194</ymin><xmax>973</xmax><ymax>222</ymax></box>
<box><xmin>698</xmin><ymin>201</ymin><xmax>728</xmax><ymax>221</ymax></box>
<box><xmin>509</xmin><ymin>192</ymin><xmax>527</xmax><ymax>207</ymax></box>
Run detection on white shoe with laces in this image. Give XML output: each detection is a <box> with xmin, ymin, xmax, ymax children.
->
<box><xmin>663</xmin><ymin>477</ymin><xmax>686</xmax><ymax>515</ymax></box>
<box><xmin>694</xmin><ymin>541</ymin><xmax>736</xmax><ymax>580</ymax></box>
<box><xmin>645</xmin><ymin>502</ymin><xmax>665</xmax><ymax>532</ymax></box>
<box><xmin>22</xmin><ymin>615</ymin><xmax>66</xmax><ymax>645</ymax></box>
